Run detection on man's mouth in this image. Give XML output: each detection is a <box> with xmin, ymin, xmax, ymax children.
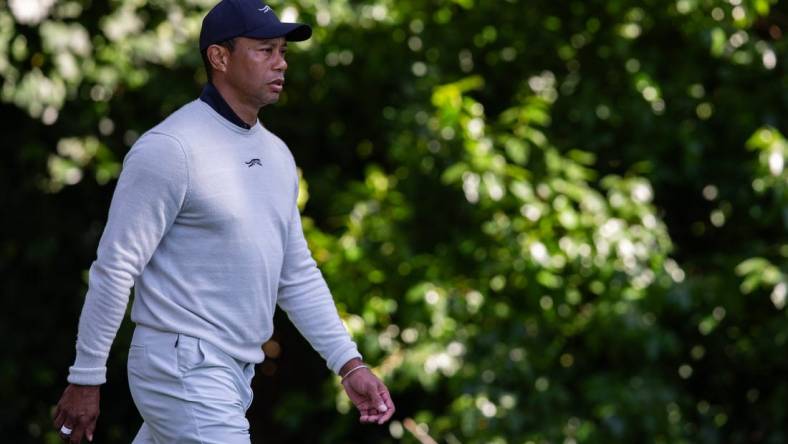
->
<box><xmin>268</xmin><ymin>78</ymin><xmax>284</xmax><ymax>92</ymax></box>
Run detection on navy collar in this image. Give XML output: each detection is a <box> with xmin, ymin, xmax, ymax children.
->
<box><xmin>199</xmin><ymin>82</ymin><xmax>255</xmax><ymax>130</ymax></box>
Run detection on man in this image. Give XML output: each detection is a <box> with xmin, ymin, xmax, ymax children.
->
<box><xmin>52</xmin><ymin>1</ymin><xmax>395</xmax><ymax>442</ymax></box>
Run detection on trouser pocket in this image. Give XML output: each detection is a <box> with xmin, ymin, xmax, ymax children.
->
<box><xmin>176</xmin><ymin>333</ymin><xmax>206</xmax><ymax>375</ymax></box>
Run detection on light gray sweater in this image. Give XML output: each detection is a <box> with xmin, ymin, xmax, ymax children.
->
<box><xmin>67</xmin><ymin>100</ymin><xmax>361</xmax><ymax>385</ymax></box>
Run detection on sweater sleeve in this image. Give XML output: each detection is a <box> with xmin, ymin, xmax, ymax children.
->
<box><xmin>276</xmin><ymin>197</ymin><xmax>362</xmax><ymax>375</ymax></box>
<box><xmin>67</xmin><ymin>132</ymin><xmax>188</xmax><ymax>385</ymax></box>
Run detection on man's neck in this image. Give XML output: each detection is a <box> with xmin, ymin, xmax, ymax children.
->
<box><xmin>199</xmin><ymin>82</ymin><xmax>255</xmax><ymax>130</ymax></box>
<box><xmin>212</xmin><ymin>81</ymin><xmax>259</xmax><ymax>127</ymax></box>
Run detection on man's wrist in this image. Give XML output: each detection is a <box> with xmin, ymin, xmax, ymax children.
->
<box><xmin>339</xmin><ymin>357</ymin><xmax>364</xmax><ymax>378</ymax></box>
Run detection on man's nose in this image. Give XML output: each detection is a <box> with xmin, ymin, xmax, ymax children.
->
<box><xmin>274</xmin><ymin>53</ymin><xmax>287</xmax><ymax>72</ymax></box>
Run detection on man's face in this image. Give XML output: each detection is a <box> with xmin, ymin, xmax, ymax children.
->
<box><xmin>223</xmin><ymin>36</ymin><xmax>288</xmax><ymax>108</ymax></box>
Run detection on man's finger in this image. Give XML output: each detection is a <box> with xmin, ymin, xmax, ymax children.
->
<box><xmin>69</xmin><ymin>417</ymin><xmax>87</xmax><ymax>444</ymax></box>
<box><xmin>60</xmin><ymin>411</ymin><xmax>78</xmax><ymax>438</ymax></box>
<box><xmin>86</xmin><ymin>419</ymin><xmax>96</xmax><ymax>442</ymax></box>
<box><xmin>53</xmin><ymin>409</ymin><xmax>65</xmax><ymax>429</ymax></box>
<box><xmin>382</xmin><ymin>390</ymin><xmax>395</xmax><ymax>411</ymax></box>
<box><xmin>361</xmin><ymin>407</ymin><xmax>381</xmax><ymax>423</ymax></box>
<box><xmin>374</xmin><ymin>399</ymin><xmax>394</xmax><ymax>424</ymax></box>
<box><xmin>373</xmin><ymin>386</ymin><xmax>395</xmax><ymax>424</ymax></box>
<box><xmin>377</xmin><ymin>406</ymin><xmax>395</xmax><ymax>424</ymax></box>
<box><xmin>366</xmin><ymin>387</ymin><xmax>387</xmax><ymax>413</ymax></box>
<box><xmin>360</xmin><ymin>412</ymin><xmax>379</xmax><ymax>423</ymax></box>
<box><xmin>376</xmin><ymin>399</ymin><xmax>394</xmax><ymax>424</ymax></box>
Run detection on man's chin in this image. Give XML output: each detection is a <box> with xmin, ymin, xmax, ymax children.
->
<box><xmin>259</xmin><ymin>94</ymin><xmax>281</xmax><ymax>107</ymax></box>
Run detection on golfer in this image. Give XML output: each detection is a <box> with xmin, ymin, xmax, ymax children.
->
<box><xmin>52</xmin><ymin>1</ymin><xmax>395</xmax><ymax>442</ymax></box>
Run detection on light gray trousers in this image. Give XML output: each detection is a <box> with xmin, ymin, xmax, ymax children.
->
<box><xmin>127</xmin><ymin>325</ymin><xmax>255</xmax><ymax>444</ymax></box>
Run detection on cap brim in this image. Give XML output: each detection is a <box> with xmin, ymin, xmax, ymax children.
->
<box><xmin>244</xmin><ymin>22</ymin><xmax>312</xmax><ymax>42</ymax></box>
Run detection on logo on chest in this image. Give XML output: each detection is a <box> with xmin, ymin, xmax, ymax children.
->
<box><xmin>244</xmin><ymin>158</ymin><xmax>263</xmax><ymax>168</ymax></box>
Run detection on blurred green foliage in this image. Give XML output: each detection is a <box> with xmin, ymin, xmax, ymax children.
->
<box><xmin>1</xmin><ymin>0</ymin><xmax>787</xmax><ymax>442</ymax></box>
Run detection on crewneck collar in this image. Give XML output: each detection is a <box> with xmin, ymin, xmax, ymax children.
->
<box><xmin>199</xmin><ymin>82</ymin><xmax>257</xmax><ymax>130</ymax></box>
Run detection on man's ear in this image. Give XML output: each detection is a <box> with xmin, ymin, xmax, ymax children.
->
<box><xmin>207</xmin><ymin>45</ymin><xmax>229</xmax><ymax>74</ymax></box>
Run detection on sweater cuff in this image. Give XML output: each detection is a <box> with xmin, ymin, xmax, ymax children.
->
<box><xmin>67</xmin><ymin>350</ymin><xmax>108</xmax><ymax>385</ymax></box>
<box><xmin>328</xmin><ymin>345</ymin><xmax>363</xmax><ymax>376</ymax></box>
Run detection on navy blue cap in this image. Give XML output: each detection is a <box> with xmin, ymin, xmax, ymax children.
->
<box><xmin>199</xmin><ymin>0</ymin><xmax>312</xmax><ymax>51</ymax></box>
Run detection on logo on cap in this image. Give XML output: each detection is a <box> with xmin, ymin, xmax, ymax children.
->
<box><xmin>258</xmin><ymin>4</ymin><xmax>271</xmax><ymax>13</ymax></box>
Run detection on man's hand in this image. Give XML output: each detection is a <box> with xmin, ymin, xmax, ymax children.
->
<box><xmin>53</xmin><ymin>384</ymin><xmax>100</xmax><ymax>443</ymax></box>
<box><xmin>340</xmin><ymin>359</ymin><xmax>395</xmax><ymax>425</ymax></box>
